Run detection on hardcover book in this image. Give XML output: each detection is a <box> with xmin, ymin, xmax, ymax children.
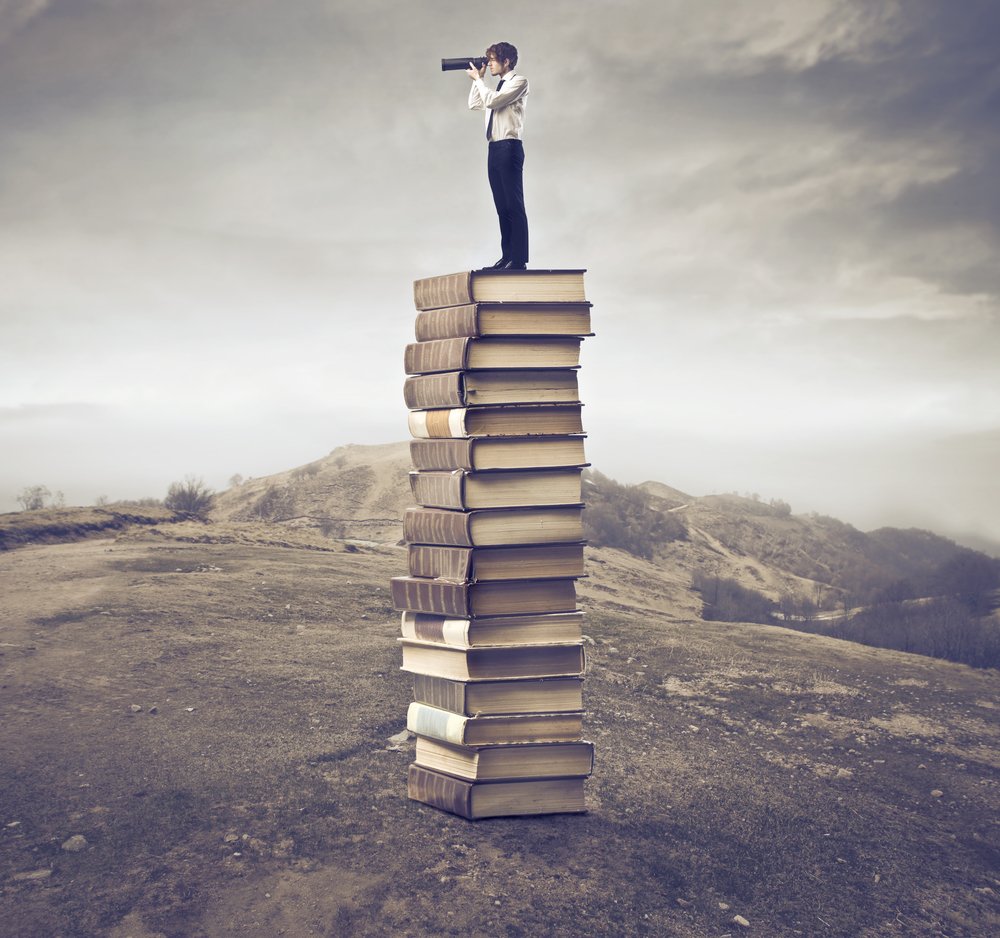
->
<box><xmin>404</xmin><ymin>337</ymin><xmax>582</xmax><ymax>375</ymax></box>
<box><xmin>403</xmin><ymin>369</ymin><xmax>580</xmax><ymax>410</ymax></box>
<box><xmin>414</xmin><ymin>302</ymin><xmax>592</xmax><ymax>341</ymax></box>
<box><xmin>399</xmin><ymin>639</ymin><xmax>586</xmax><ymax>681</ymax></box>
<box><xmin>407</xmin><ymin>543</ymin><xmax>585</xmax><ymax>582</ymax></box>
<box><xmin>407</xmin><ymin>764</ymin><xmax>587</xmax><ymax>819</ymax></box>
<box><xmin>403</xmin><ymin>506</ymin><xmax>584</xmax><ymax>547</ymax></box>
<box><xmin>411</xmin><ymin>674</ymin><xmax>585</xmax><ymax>715</ymax></box>
<box><xmin>408</xmin><ymin>405</ymin><xmax>584</xmax><ymax>439</ymax></box>
<box><xmin>413</xmin><ymin>270</ymin><xmax>587</xmax><ymax>311</ymax></box>
<box><xmin>400</xmin><ymin>610</ymin><xmax>584</xmax><ymax>647</ymax></box>
<box><xmin>409</xmin><ymin>436</ymin><xmax>588</xmax><ymax>471</ymax></box>
<box><xmin>408</xmin><ymin>468</ymin><xmax>583</xmax><ymax>510</ymax></box>
<box><xmin>407</xmin><ymin>702</ymin><xmax>584</xmax><ymax>745</ymax></box>
<box><xmin>391</xmin><ymin>575</ymin><xmax>578</xmax><ymax>617</ymax></box>
<box><xmin>413</xmin><ymin>737</ymin><xmax>595</xmax><ymax>782</ymax></box>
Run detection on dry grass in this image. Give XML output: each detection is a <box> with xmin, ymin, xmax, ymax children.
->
<box><xmin>1</xmin><ymin>526</ymin><xmax>997</xmax><ymax>937</ymax></box>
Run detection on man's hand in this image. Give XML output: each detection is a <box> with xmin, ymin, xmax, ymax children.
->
<box><xmin>466</xmin><ymin>61</ymin><xmax>486</xmax><ymax>80</ymax></box>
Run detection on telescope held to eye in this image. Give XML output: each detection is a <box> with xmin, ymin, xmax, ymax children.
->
<box><xmin>442</xmin><ymin>57</ymin><xmax>487</xmax><ymax>72</ymax></box>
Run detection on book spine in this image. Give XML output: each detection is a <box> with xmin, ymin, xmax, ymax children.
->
<box><xmin>404</xmin><ymin>338</ymin><xmax>470</xmax><ymax>375</ymax></box>
<box><xmin>409</xmin><ymin>439</ymin><xmax>476</xmax><ymax>471</ymax></box>
<box><xmin>407</xmin><ymin>763</ymin><xmax>473</xmax><ymax>818</ymax></box>
<box><xmin>408</xmin><ymin>545</ymin><xmax>473</xmax><ymax>581</ymax></box>
<box><xmin>391</xmin><ymin>577</ymin><xmax>470</xmax><ymax>616</ymax></box>
<box><xmin>404</xmin><ymin>507</ymin><xmax>474</xmax><ymax>545</ymax></box>
<box><xmin>407</xmin><ymin>702</ymin><xmax>469</xmax><ymax>744</ymax></box>
<box><xmin>413</xmin><ymin>272</ymin><xmax>474</xmax><ymax>311</ymax></box>
<box><xmin>408</xmin><ymin>473</ymin><xmax>467</xmax><ymax>511</ymax></box>
<box><xmin>412</xmin><ymin>674</ymin><xmax>469</xmax><ymax>713</ymax></box>
<box><xmin>414</xmin><ymin>304</ymin><xmax>480</xmax><ymax>341</ymax></box>
<box><xmin>400</xmin><ymin>612</ymin><xmax>472</xmax><ymax>645</ymax></box>
<box><xmin>403</xmin><ymin>373</ymin><xmax>466</xmax><ymax>410</ymax></box>
<box><xmin>408</xmin><ymin>409</ymin><xmax>468</xmax><ymax>439</ymax></box>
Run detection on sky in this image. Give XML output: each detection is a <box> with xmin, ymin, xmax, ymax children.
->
<box><xmin>1</xmin><ymin>0</ymin><xmax>999</xmax><ymax>549</ymax></box>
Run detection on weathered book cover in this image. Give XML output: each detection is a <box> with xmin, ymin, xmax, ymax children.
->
<box><xmin>411</xmin><ymin>674</ymin><xmax>585</xmax><ymax>715</ymax></box>
<box><xmin>406</xmin><ymin>543</ymin><xmax>586</xmax><ymax>582</ymax></box>
<box><xmin>408</xmin><ymin>404</ymin><xmax>584</xmax><ymax>439</ymax></box>
<box><xmin>400</xmin><ymin>610</ymin><xmax>585</xmax><ymax>646</ymax></box>
<box><xmin>413</xmin><ymin>270</ymin><xmax>588</xmax><ymax>311</ymax></box>
<box><xmin>403</xmin><ymin>370</ymin><xmax>581</xmax><ymax>411</ymax></box>
<box><xmin>403</xmin><ymin>337</ymin><xmax>582</xmax><ymax>376</ymax></box>
<box><xmin>409</xmin><ymin>436</ymin><xmax>588</xmax><ymax>472</ymax></box>
<box><xmin>403</xmin><ymin>505</ymin><xmax>584</xmax><ymax>547</ymax></box>
<box><xmin>407</xmin><ymin>703</ymin><xmax>584</xmax><ymax>745</ymax></box>
<box><xmin>414</xmin><ymin>302</ymin><xmax>593</xmax><ymax>341</ymax></box>
<box><xmin>390</xmin><ymin>575</ymin><xmax>578</xmax><ymax>617</ymax></box>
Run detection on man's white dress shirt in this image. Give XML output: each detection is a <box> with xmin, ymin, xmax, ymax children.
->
<box><xmin>469</xmin><ymin>71</ymin><xmax>529</xmax><ymax>141</ymax></box>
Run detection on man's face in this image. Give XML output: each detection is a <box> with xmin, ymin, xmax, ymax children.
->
<box><xmin>487</xmin><ymin>54</ymin><xmax>510</xmax><ymax>76</ymax></box>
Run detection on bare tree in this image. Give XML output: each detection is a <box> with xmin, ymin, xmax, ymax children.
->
<box><xmin>16</xmin><ymin>485</ymin><xmax>50</xmax><ymax>511</ymax></box>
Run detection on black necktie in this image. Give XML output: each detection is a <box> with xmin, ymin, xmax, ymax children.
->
<box><xmin>486</xmin><ymin>78</ymin><xmax>505</xmax><ymax>141</ymax></box>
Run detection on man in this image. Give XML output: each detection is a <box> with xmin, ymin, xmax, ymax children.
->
<box><xmin>467</xmin><ymin>42</ymin><xmax>529</xmax><ymax>270</ymax></box>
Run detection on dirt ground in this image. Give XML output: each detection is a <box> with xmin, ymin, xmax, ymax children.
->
<box><xmin>1</xmin><ymin>525</ymin><xmax>998</xmax><ymax>937</ymax></box>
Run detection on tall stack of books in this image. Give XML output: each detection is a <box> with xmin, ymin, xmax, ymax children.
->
<box><xmin>391</xmin><ymin>268</ymin><xmax>595</xmax><ymax>819</ymax></box>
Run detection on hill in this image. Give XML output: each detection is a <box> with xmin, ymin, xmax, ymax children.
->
<box><xmin>0</xmin><ymin>522</ymin><xmax>997</xmax><ymax>936</ymax></box>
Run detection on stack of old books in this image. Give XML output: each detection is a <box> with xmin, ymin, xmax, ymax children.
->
<box><xmin>391</xmin><ymin>268</ymin><xmax>595</xmax><ymax>819</ymax></box>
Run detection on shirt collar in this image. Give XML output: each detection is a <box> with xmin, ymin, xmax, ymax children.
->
<box><xmin>499</xmin><ymin>70</ymin><xmax>516</xmax><ymax>84</ymax></box>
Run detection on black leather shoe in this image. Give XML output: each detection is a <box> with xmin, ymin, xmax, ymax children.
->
<box><xmin>503</xmin><ymin>261</ymin><xmax>527</xmax><ymax>270</ymax></box>
<box><xmin>488</xmin><ymin>258</ymin><xmax>510</xmax><ymax>269</ymax></box>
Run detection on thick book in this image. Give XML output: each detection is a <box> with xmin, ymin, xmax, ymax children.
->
<box><xmin>408</xmin><ymin>764</ymin><xmax>587</xmax><ymax>819</ymax></box>
<box><xmin>408</xmin><ymin>405</ymin><xmax>584</xmax><ymax>439</ymax></box>
<box><xmin>410</xmin><ymin>436</ymin><xmax>588</xmax><ymax>471</ymax></box>
<box><xmin>401</xmin><ymin>610</ymin><xmax>584</xmax><ymax>647</ymax></box>
<box><xmin>414</xmin><ymin>270</ymin><xmax>587</xmax><ymax>311</ymax></box>
<box><xmin>407</xmin><ymin>702</ymin><xmax>584</xmax><ymax>745</ymax></box>
<box><xmin>414</xmin><ymin>737</ymin><xmax>595</xmax><ymax>782</ymax></box>
<box><xmin>412</xmin><ymin>674</ymin><xmax>584</xmax><ymax>715</ymax></box>
<box><xmin>403</xmin><ymin>369</ymin><xmax>580</xmax><ymax>410</ymax></box>
<box><xmin>399</xmin><ymin>639</ymin><xmax>586</xmax><ymax>681</ymax></box>
<box><xmin>391</xmin><ymin>575</ymin><xmax>578</xmax><ymax>617</ymax></box>
<box><xmin>408</xmin><ymin>543</ymin><xmax>585</xmax><ymax>582</ymax></box>
<box><xmin>408</xmin><ymin>468</ymin><xmax>583</xmax><ymax>511</ymax></box>
<box><xmin>404</xmin><ymin>506</ymin><xmax>584</xmax><ymax>547</ymax></box>
<box><xmin>414</xmin><ymin>303</ymin><xmax>592</xmax><ymax>341</ymax></box>
<box><xmin>404</xmin><ymin>337</ymin><xmax>582</xmax><ymax>375</ymax></box>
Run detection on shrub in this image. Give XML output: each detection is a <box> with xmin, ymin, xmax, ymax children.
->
<box><xmin>17</xmin><ymin>485</ymin><xmax>50</xmax><ymax>511</ymax></box>
<box><xmin>164</xmin><ymin>476</ymin><xmax>215</xmax><ymax>516</ymax></box>
<box><xmin>583</xmin><ymin>471</ymin><xmax>686</xmax><ymax>559</ymax></box>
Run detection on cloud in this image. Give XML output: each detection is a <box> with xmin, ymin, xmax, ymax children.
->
<box><xmin>0</xmin><ymin>0</ymin><xmax>49</xmax><ymax>46</ymax></box>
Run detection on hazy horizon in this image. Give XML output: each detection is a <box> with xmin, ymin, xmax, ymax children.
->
<box><xmin>2</xmin><ymin>1</ymin><xmax>999</xmax><ymax>550</ymax></box>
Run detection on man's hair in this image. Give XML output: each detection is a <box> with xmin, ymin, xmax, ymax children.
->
<box><xmin>486</xmin><ymin>42</ymin><xmax>518</xmax><ymax>68</ymax></box>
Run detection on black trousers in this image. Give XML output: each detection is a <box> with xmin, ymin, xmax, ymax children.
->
<box><xmin>487</xmin><ymin>139</ymin><xmax>528</xmax><ymax>264</ymax></box>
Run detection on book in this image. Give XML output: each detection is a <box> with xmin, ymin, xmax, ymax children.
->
<box><xmin>407</xmin><ymin>702</ymin><xmax>584</xmax><ymax>745</ymax></box>
<box><xmin>408</xmin><ymin>469</ymin><xmax>583</xmax><ymax>511</ymax></box>
<box><xmin>410</xmin><ymin>436</ymin><xmax>588</xmax><ymax>471</ymax></box>
<box><xmin>412</xmin><ymin>674</ymin><xmax>585</xmax><ymax>715</ymax></box>
<box><xmin>414</xmin><ymin>303</ymin><xmax>592</xmax><ymax>341</ymax></box>
<box><xmin>414</xmin><ymin>270</ymin><xmax>587</xmax><ymax>311</ymax></box>
<box><xmin>401</xmin><ymin>610</ymin><xmax>584</xmax><ymax>647</ymax></box>
<box><xmin>408</xmin><ymin>405</ymin><xmax>584</xmax><ymax>439</ymax></box>
<box><xmin>399</xmin><ymin>640</ymin><xmax>586</xmax><ymax>681</ymax></box>
<box><xmin>391</xmin><ymin>575</ymin><xmax>578</xmax><ymax>617</ymax></box>
<box><xmin>413</xmin><ymin>737</ymin><xmax>595</xmax><ymax>782</ymax></box>
<box><xmin>403</xmin><ymin>506</ymin><xmax>584</xmax><ymax>547</ymax></box>
<box><xmin>404</xmin><ymin>337</ymin><xmax>582</xmax><ymax>375</ymax></box>
<box><xmin>408</xmin><ymin>543</ymin><xmax>585</xmax><ymax>582</ymax></box>
<box><xmin>407</xmin><ymin>764</ymin><xmax>587</xmax><ymax>818</ymax></box>
<box><xmin>403</xmin><ymin>369</ymin><xmax>580</xmax><ymax>409</ymax></box>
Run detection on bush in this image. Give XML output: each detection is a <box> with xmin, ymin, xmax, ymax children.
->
<box><xmin>692</xmin><ymin>571</ymin><xmax>777</xmax><ymax>624</ymax></box>
<box><xmin>583</xmin><ymin>471</ymin><xmax>686</xmax><ymax>559</ymax></box>
<box><xmin>164</xmin><ymin>476</ymin><xmax>214</xmax><ymax>516</ymax></box>
<box><xmin>17</xmin><ymin>485</ymin><xmax>50</xmax><ymax>511</ymax></box>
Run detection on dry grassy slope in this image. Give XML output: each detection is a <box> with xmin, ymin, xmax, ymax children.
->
<box><xmin>0</xmin><ymin>527</ymin><xmax>997</xmax><ymax>937</ymax></box>
<box><xmin>210</xmin><ymin>442</ymin><xmax>412</xmax><ymax>544</ymax></box>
